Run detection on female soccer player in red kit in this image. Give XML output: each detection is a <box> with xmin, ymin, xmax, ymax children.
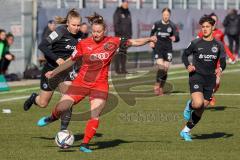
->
<box><xmin>198</xmin><ymin>13</ymin><xmax>234</xmax><ymax>106</ymax></box>
<box><xmin>37</xmin><ymin>12</ymin><xmax>157</xmax><ymax>152</ymax></box>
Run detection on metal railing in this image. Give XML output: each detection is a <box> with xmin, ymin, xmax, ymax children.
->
<box><xmin>37</xmin><ymin>0</ymin><xmax>240</xmax><ymax>9</ymax></box>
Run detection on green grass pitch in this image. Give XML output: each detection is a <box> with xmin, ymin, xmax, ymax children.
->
<box><xmin>0</xmin><ymin>63</ymin><xmax>240</xmax><ymax>160</ymax></box>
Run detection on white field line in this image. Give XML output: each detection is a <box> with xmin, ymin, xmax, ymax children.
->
<box><xmin>0</xmin><ymin>68</ymin><xmax>239</xmax><ymax>102</ymax></box>
<box><xmin>1</xmin><ymin>92</ymin><xmax>240</xmax><ymax>103</ymax></box>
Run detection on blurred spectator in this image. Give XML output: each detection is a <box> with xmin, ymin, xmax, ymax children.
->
<box><xmin>42</xmin><ymin>20</ymin><xmax>56</xmax><ymax>40</ymax></box>
<box><xmin>113</xmin><ymin>0</ymin><xmax>132</xmax><ymax>74</ymax></box>
<box><xmin>39</xmin><ymin>20</ymin><xmax>56</xmax><ymax>66</ymax></box>
<box><xmin>223</xmin><ymin>9</ymin><xmax>240</xmax><ymax>59</ymax></box>
<box><xmin>0</xmin><ymin>29</ymin><xmax>6</xmax><ymax>57</ymax></box>
<box><xmin>79</xmin><ymin>22</ymin><xmax>89</xmax><ymax>39</ymax></box>
<box><xmin>0</xmin><ymin>32</ymin><xmax>14</xmax><ymax>75</ymax></box>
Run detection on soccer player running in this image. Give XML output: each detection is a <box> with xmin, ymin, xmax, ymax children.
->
<box><xmin>197</xmin><ymin>13</ymin><xmax>235</xmax><ymax>106</ymax></box>
<box><xmin>37</xmin><ymin>12</ymin><xmax>157</xmax><ymax>152</ymax></box>
<box><xmin>180</xmin><ymin>15</ymin><xmax>226</xmax><ymax>141</ymax></box>
<box><xmin>150</xmin><ymin>7</ymin><xmax>179</xmax><ymax>96</ymax></box>
<box><xmin>23</xmin><ymin>9</ymin><xmax>83</xmax><ymax>130</ymax></box>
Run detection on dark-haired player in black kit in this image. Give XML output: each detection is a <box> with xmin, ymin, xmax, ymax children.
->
<box><xmin>150</xmin><ymin>7</ymin><xmax>179</xmax><ymax>95</ymax></box>
<box><xmin>23</xmin><ymin>9</ymin><xmax>84</xmax><ymax>130</ymax></box>
<box><xmin>180</xmin><ymin>15</ymin><xmax>226</xmax><ymax>141</ymax></box>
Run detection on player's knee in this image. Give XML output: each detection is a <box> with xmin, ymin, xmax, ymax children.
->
<box><xmin>37</xmin><ymin>100</ymin><xmax>49</xmax><ymax>108</ymax></box>
<box><xmin>192</xmin><ymin>100</ymin><xmax>204</xmax><ymax>109</ymax></box>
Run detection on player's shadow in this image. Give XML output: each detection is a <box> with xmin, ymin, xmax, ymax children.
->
<box><xmin>88</xmin><ymin>139</ymin><xmax>171</xmax><ymax>150</ymax></box>
<box><xmin>74</xmin><ymin>133</ymin><xmax>103</xmax><ymax>142</ymax></box>
<box><xmin>193</xmin><ymin>132</ymin><xmax>233</xmax><ymax>140</ymax></box>
<box><xmin>32</xmin><ymin>133</ymin><xmax>103</xmax><ymax>142</ymax></box>
<box><xmin>169</xmin><ymin>90</ymin><xmax>187</xmax><ymax>94</ymax></box>
<box><xmin>32</xmin><ymin>136</ymin><xmax>55</xmax><ymax>140</ymax></box>
<box><xmin>205</xmin><ymin>106</ymin><xmax>227</xmax><ymax>111</ymax></box>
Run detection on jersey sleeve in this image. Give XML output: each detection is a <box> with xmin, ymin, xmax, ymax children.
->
<box><xmin>172</xmin><ymin>23</ymin><xmax>180</xmax><ymax>42</ymax></box>
<box><xmin>150</xmin><ymin>23</ymin><xmax>157</xmax><ymax>36</ymax></box>
<box><xmin>38</xmin><ymin>26</ymin><xmax>64</xmax><ymax>62</ymax></box>
<box><xmin>182</xmin><ymin>41</ymin><xmax>195</xmax><ymax>68</ymax></box>
<box><xmin>71</xmin><ymin>41</ymin><xmax>83</xmax><ymax>61</ymax></box>
<box><xmin>46</xmin><ymin>26</ymin><xmax>64</xmax><ymax>44</ymax></box>
<box><xmin>218</xmin><ymin>42</ymin><xmax>226</xmax><ymax>71</ymax></box>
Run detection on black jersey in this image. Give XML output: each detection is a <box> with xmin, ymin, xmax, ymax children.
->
<box><xmin>182</xmin><ymin>38</ymin><xmax>226</xmax><ymax>76</ymax></box>
<box><xmin>150</xmin><ymin>20</ymin><xmax>179</xmax><ymax>50</ymax></box>
<box><xmin>38</xmin><ymin>25</ymin><xmax>83</xmax><ymax>67</ymax></box>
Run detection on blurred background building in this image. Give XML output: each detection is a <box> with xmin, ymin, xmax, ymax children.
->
<box><xmin>0</xmin><ymin>0</ymin><xmax>239</xmax><ymax>75</ymax></box>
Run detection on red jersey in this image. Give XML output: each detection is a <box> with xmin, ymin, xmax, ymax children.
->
<box><xmin>71</xmin><ymin>36</ymin><xmax>121</xmax><ymax>87</ymax></box>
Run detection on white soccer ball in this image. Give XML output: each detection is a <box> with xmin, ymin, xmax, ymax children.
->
<box><xmin>55</xmin><ymin>130</ymin><xmax>74</xmax><ymax>149</ymax></box>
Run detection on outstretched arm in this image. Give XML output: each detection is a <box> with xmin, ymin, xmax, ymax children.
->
<box><xmin>46</xmin><ymin>58</ymin><xmax>76</xmax><ymax>78</ymax></box>
<box><xmin>128</xmin><ymin>36</ymin><xmax>157</xmax><ymax>47</ymax></box>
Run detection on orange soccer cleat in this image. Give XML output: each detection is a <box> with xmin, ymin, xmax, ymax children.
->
<box><xmin>210</xmin><ymin>96</ymin><xmax>216</xmax><ymax>106</ymax></box>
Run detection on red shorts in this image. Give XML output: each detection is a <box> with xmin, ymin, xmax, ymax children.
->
<box><xmin>65</xmin><ymin>81</ymin><xmax>109</xmax><ymax>104</ymax></box>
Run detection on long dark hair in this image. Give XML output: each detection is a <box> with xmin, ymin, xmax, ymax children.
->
<box><xmin>55</xmin><ymin>8</ymin><xmax>81</xmax><ymax>24</ymax></box>
<box><xmin>86</xmin><ymin>12</ymin><xmax>106</xmax><ymax>29</ymax></box>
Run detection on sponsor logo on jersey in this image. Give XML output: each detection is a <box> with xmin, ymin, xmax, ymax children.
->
<box><xmin>90</xmin><ymin>52</ymin><xmax>109</xmax><ymax>61</ymax></box>
<box><xmin>199</xmin><ymin>54</ymin><xmax>217</xmax><ymax>61</ymax></box>
<box><xmin>157</xmin><ymin>32</ymin><xmax>170</xmax><ymax>37</ymax></box>
<box><xmin>65</xmin><ymin>45</ymin><xmax>76</xmax><ymax>50</ymax></box>
<box><xmin>65</xmin><ymin>38</ymin><xmax>71</xmax><ymax>42</ymax></box>
<box><xmin>49</xmin><ymin>31</ymin><xmax>58</xmax><ymax>40</ymax></box>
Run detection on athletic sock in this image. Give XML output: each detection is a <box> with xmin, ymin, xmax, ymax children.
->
<box><xmin>160</xmin><ymin>73</ymin><xmax>168</xmax><ymax>87</ymax></box>
<box><xmin>186</xmin><ymin>111</ymin><xmax>201</xmax><ymax>129</ymax></box>
<box><xmin>60</xmin><ymin>108</ymin><xmax>72</xmax><ymax>130</ymax></box>
<box><xmin>32</xmin><ymin>93</ymin><xmax>38</xmax><ymax>105</ymax></box>
<box><xmin>50</xmin><ymin>107</ymin><xmax>60</xmax><ymax>121</ymax></box>
<box><xmin>156</xmin><ymin>69</ymin><xmax>165</xmax><ymax>83</ymax></box>
<box><xmin>182</xmin><ymin>126</ymin><xmax>191</xmax><ymax>132</ymax></box>
<box><xmin>189</xmin><ymin>100</ymin><xmax>193</xmax><ymax>109</ymax></box>
<box><xmin>82</xmin><ymin>118</ymin><xmax>99</xmax><ymax>144</ymax></box>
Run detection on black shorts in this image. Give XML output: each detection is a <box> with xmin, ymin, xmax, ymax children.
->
<box><xmin>40</xmin><ymin>63</ymin><xmax>76</xmax><ymax>91</ymax></box>
<box><xmin>154</xmin><ymin>47</ymin><xmax>173</xmax><ymax>62</ymax></box>
<box><xmin>189</xmin><ymin>72</ymin><xmax>216</xmax><ymax>101</ymax></box>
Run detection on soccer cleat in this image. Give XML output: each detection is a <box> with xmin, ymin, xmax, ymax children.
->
<box><xmin>183</xmin><ymin>100</ymin><xmax>192</xmax><ymax>121</ymax></box>
<box><xmin>180</xmin><ymin>131</ymin><xmax>192</xmax><ymax>141</ymax></box>
<box><xmin>23</xmin><ymin>93</ymin><xmax>38</xmax><ymax>111</ymax></box>
<box><xmin>37</xmin><ymin>116</ymin><xmax>51</xmax><ymax>127</ymax></box>
<box><xmin>80</xmin><ymin>143</ymin><xmax>92</xmax><ymax>153</ymax></box>
<box><xmin>209</xmin><ymin>96</ymin><xmax>216</xmax><ymax>106</ymax></box>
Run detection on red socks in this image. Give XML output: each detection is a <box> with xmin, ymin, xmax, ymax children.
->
<box><xmin>50</xmin><ymin>107</ymin><xmax>60</xmax><ymax>121</ymax></box>
<box><xmin>83</xmin><ymin>118</ymin><xmax>99</xmax><ymax>144</ymax></box>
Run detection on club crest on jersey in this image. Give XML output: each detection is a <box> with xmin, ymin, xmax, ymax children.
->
<box><xmin>211</xmin><ymin>46</ymin><xmax>218</xmax><ymax>53</ymax></box>
<box><xmin>193</xmin><ymin>84</ymin><xmax>199</xmax><ymax>89</ymax></box>
<box><xmin>167</xmin><ymin>27</ymin><xmax>172</xmax><ymax>33</ymax></box>
<box><xmin>104</xmin><ymin>42</ymin><xmax>117</xmax><ymax>51</ymax></box>
<box><xmin>90</xmin><ymin>52</ymin><xmax>109</xmax><ymax>61</ymax></box>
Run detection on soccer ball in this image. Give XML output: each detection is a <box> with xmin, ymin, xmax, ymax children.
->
<box><xmin>55</xmin><ymin>130</ymin><xmax>74</xmax><ymax>149</ymax></box>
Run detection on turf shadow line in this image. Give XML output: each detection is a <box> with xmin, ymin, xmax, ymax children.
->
<box><xmin>192</xmin><ymin>132</ymin><xmax>233</xmax><ymax>140</ymax></box>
